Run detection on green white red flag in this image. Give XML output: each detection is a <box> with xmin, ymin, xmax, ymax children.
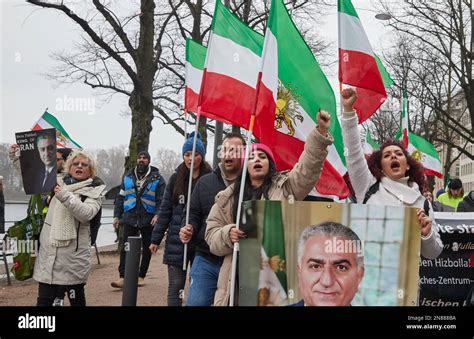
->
<box><xmin>254</xmin><ymin>0</ymin><xmax>349</xmax><ymax>199</ymax></box>
<box><xmin>185</xmin><ymin>39</ymin><xmax>206</xmax><ymax>114</ymax></box>
<box><xmin>258</xmin><ymin>201</ymin><xmax>288</xmax><ymax>306</ymax></box>
<box><xmin>32</xmin><ymin>111</ymin><xmax>82</xmax><ymax>149</ymax></box>
<box><xmin>198</xmin><ymin>0</ymin><xmax>263</xmax><ymax>128</ymax></box>
<box><xmin>396</xmin><ymin>92</ymin><xmax>443</xmax><ymax>178</ymax></box>
<box><xmin>338</xmin><ymin>0</ymin><xmax>387</xmax><ymax>123</ymax></box>
<box><xmin>362</xmin><ymin>129</ymin><xmax>379</xmax><ymax>156</ymax></box>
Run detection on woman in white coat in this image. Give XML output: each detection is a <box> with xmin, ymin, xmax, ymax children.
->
<box><xmin>34</xmin><ymin>150</ymin><xmax>106</xmax><ymax>306</ymax></box>
<box><xmin>340</xmin><ymin>88</ymin><xmax>442</xmax><ymax>259</ymax></box>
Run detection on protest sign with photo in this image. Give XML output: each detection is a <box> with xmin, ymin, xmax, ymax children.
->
<box><xmin>239</xmin><ymin>201</ymin><xmax>421</xmax><ymax>306</ymax></box>
<box><xmin>15</xmin><ymin>128</ymin><xmax>57</xmax><ymax>194</ymax></box>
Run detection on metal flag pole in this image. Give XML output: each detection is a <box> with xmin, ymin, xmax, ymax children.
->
<box><xmin>228</xmin><ymin>115</ymin><xmax>255</xmax><ymax>306</ymax></box>
<box><xmin>182</xmin><ymin>108</ymin><xmax>200</xmax><ymax>270</ymax></box>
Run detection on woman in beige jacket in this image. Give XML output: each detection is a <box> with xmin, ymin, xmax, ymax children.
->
<box><xmin>33</xmin><ymin>150</ymin><xmax>106</xmax><ymax>306</ymax></box>
<box><xmin>205</xmin><ymin>111</ymin><xmax>333</xmax><ymax>306</ymax></box>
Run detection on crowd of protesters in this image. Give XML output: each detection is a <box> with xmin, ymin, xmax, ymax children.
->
<box><xmin>3</xmin><ymin>89</ymin><xmax>474</xmax><ymax>307</ymax></box>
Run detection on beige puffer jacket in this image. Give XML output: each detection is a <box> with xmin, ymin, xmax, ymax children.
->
<box><xmin>33</xmin><ymin>176</ymin><xmax>106</xmax><ymax>285</ymax></box>
<box><xmin>205</xmin><ymin>127</ymin><xmax>333</xmax><ymax>306</ymax></box>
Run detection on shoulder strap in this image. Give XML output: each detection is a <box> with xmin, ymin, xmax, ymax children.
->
<box><xmin>362</xmin><ymin>181</ymin><xmax>380</xmax><ymax>204</ymax></box>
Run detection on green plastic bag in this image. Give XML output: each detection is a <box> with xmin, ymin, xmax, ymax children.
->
<box><xmin>6</xmin><ymin>194</ymin><xmax>44</xmax><ymax>281</ymax></box>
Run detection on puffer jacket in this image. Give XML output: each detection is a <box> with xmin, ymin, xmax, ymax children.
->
<box><xmin>33</xmin><ymin>176</ymin><xmax>106</xmax><ymax>285</ymax></box>
<box><xmin>205</xmin><ymin>127</ymin><xmax>333</xmax><ymax>306</ymax></box>
<box><xmin>188</xmin><ymin>164</ymin><xmax>236</xmax><ymax>265</ymax></box>
<box><xmin>151</xmin><ymin>164</ymin><xmax>210</xmax><ymax>266</ymax></box>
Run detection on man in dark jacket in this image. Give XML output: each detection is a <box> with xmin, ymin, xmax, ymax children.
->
<box><xmin>457</xmin><ymin>191</ymin><xmax>474</xmax><ymax>212</ymax></box>
<box><xmin>111</xmin><ymin>151</ymin><xmax>166</xmax><ymax>288</ymax></box>
<box><xmin>179</xmin><ymin>133</ymin><xmax>244</xmax><ymax>306</ymax></box>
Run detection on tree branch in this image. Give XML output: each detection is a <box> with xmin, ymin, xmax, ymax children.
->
<box><xmin>27</xmin><ymin>0</ymin><xmax>138</xmax><ymax>85</ymax></box>
<box><xmin>92</xmin><ymin>0</ymin><xmax>138</xmax><ymax>64</ymax></box>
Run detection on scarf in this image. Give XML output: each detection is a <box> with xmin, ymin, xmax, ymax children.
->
<box><xmin>50</xmin><ymin>178</ymin><xmax>93</xmax><ymax>248</ymax></box>
<box><xmin>134</xmin><ymin>166</ymin><xmax>151</xmax><ymax>191</ymax></box>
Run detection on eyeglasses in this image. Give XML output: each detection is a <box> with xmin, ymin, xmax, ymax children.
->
<box><xmin>71</xmin><ymin>162</ymin><xmax>90</xmax><ymax>167</ymax></box>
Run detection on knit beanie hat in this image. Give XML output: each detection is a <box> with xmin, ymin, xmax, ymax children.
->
<box><xmin>242</xmin><ymin>143</ymin><xmax>276</xmax><ymax>166</ymax></box>
<box><xmin>137</xmin><ymin>150</ymin><xmax>151</xmax><ymax>161</ymax></box>
<box><xmin>182</xmin><ymin>132</ymin><xmax>206</xmax><ymax>158</ymax></box>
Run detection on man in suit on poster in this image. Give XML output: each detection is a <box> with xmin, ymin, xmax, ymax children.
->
<box><xmin>31</xmin><ymin>133</ymin><xmax>57</xmax><ymax>193</ymax></box>
<box><xmin>292</xmin><ymin>221</ymin><xmax>364</xmax><ymax>306</ymax></box>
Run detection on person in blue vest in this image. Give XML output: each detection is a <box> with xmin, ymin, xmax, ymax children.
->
<box><xmin>111</xmin><ymin>151</ymin><xmax>166</xmax><ymax>288</ymax></box>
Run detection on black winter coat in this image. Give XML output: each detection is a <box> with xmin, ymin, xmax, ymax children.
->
<box><xmin>150</xmin><ymin>170</ymin><xmax>193</xmax><ymax>266</ymax></box>
<box><xmin>188</xmin><ymin>166</ymin><xmax>229</xmax><ymax>264</ymax></box>
<box><xmin>457</xmin><ymin>192</ymin><xmax>474</xmax><ymax>212</ymax></box>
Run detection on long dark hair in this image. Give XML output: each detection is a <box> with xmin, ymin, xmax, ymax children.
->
<box><xmin>367</xmin><ymin>139</ymin><xmax>427</xmax><ymax>193</ymax></box>
<box><xmin>171</xmin><ymin>159</ymin><xmax>212</xmax><ymax>206</ymax></box>
<box><xmin>231</xmin><ymin>155</ymin><xmax>277</xmax><ymax>222</ymax></box>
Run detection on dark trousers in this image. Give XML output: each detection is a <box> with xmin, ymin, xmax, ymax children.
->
<box><xmin>118</xmin><ymin>224</ymin><xmax>153</xmax><ymax>278</ymax></box>
<box><xmin>37</xmin><ymin>282</ymin><xmax>86</xmax><ymax>306</ymax></box>
<box><xmin>167</xmin><ymin>264</ymin><xmax>188</xmax><ymax>306</ymax></box>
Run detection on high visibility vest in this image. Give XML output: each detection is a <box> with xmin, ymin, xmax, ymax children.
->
<box><xmin>122</xmin><ymin>174</ymin><xmax>160</xmax><ymax>214</ymax></box>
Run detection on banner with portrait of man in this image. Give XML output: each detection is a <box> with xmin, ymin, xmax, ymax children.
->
<box><xmin>15</xmin><ymin>128</ymin><xmax>57</xmax><ymax>194</ymax></box>
<box><xmin>238</xmin><ymin>201</ymin><xmax>422</xmax><ymax>306</ymax></box>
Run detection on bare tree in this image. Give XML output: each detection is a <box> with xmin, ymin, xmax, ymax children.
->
<box><xmin>380</xmin><ymin>30</ymin><xmax>471</xmax><ymax>181</ymax></box>
<box><xmin>153</xmin><ymin>148</ymin><xmax>182</xmax><ymax>181</ymax></box>
<box><xmin>26</xmin><ymin>0</ymin><xmax>331</xmax><ymax>172</ymax></box>
<box><xmin>27</xmin><ymin>0</ymin><xmax>185</xmax><ymax>171</ymax></box>
<box><xmin>379</xmin><ymin>0</ymin><xmax>474</xmax><ymax>161</ymax></box>
<box><xmin>93</xmin><ymin>146</ymin><xmax>127</xmax><ymax>189</ymax></box>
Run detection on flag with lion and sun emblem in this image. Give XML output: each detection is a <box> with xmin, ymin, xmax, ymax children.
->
<box><xmin>254</xmin><ymin>0</ymin><xmax>349</xmax><ymax>199</ymax></box>
<box><xmin>257</xmin><ymin>201</ymin><xmax>288</xmax><ymax>306</ymax></box>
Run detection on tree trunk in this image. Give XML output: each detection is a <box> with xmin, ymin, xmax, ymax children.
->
<box><xmin>444</xmin><ymin>143</ymin><xmax>453</xmax><ymax>187</ymax></box>
<box><xmin>125</xmin><ymin>0</ymin><xmax>156</xmax><ymax>171</ymax></box>
<box><xmin>242</xmin><ymin>0</ymin><xmax>252</xmax><ymax>23</ymax></box>
<box><xmin>125</xmin><ymin>90</ymin><xmax>154</xmax><ymax>170</ymax></box>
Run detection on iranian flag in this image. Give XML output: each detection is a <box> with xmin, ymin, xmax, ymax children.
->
<box><xmin>258</xmin><ymin>201</ymin><xmax>288</xmax><ymax>306</ymax></box>
<box><xmin>338</xmin><ymin>0</ymin><xmax>387</xmax><ymax>123</ymax></box>
<box><xmin>375</xmin><ymin>54</ymin><xmax>395</xmax><ymax>89</ymax></box>
<box><xmin>396</xmin><ymin>92</ymin><xmax>443</xmax><ymax>178</ymax></box>
<box><xmin>406</xmin><ymin>132</ymin><xmax>443</xmax><ymax>178</ymax></box>
<box><xmin>32</xmin><ymin>111</ymin><xmax>82</xmax><ymax>149</ymax></box>
<box><xmin>362</xmin><ymin>129</ymin><xmax>379</xmax><ymax>157</ymax></box>
<box><xmin>198</xmin><ymin>0</ymin><xmax>263</xmax><ymax>128</ymax></box>
<box><xmin>185</xmin><ymin>39</ymin><xmax>206</xmax><ymax>114</ymax></box>
<box><xmin>254</xmin><ymin>0</ymin><xmax>349</xmax><ymax>198</ymax></box>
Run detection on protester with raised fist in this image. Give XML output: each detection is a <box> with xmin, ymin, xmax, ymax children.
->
<box><xmin>340</xmin><ymin>87</ymin><xmax>443</xmax><ymax>259</ymax></box>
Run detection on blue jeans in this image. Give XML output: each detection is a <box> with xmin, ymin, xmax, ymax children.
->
<box><xmin>186</xmin><ymin>255</ymin><xmax>221</xmax><ymax>306</ymax></box>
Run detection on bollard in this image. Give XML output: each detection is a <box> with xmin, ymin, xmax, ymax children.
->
<box><xmin>122</xmin><ymin>236</ymin><xmax>141</xmax><ymax>306</ymax></box>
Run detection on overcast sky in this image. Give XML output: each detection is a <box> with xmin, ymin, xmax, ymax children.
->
<box><xmin>0</xmin><ymin>0</ymin><xmax>397</xmax><ymax>162</ymax></box>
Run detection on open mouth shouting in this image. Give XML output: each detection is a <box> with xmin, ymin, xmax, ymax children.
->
<box><xmin>390</xmin><ymin>160</ymin><xmax>401</xmax><ymax>171</ymax></box>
